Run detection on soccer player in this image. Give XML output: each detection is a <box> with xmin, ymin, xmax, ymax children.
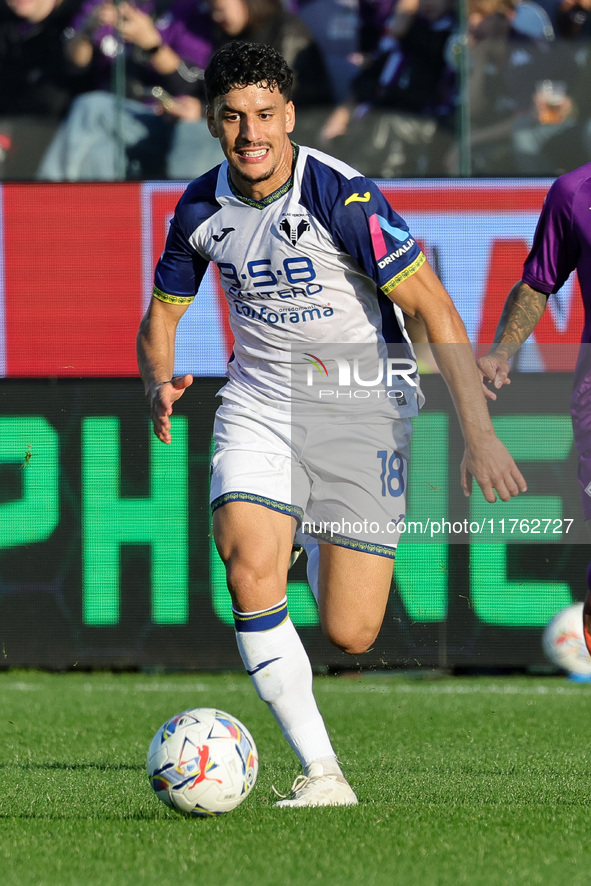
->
<box><xmin>477</xmin><ymin>161</ymin><xmax>591</xmax><ymax>655</ymax></box>
<box><xmin>137</xmin><ymin>40</ymin><xmax>526</xmax><ymax>807</ymax></box>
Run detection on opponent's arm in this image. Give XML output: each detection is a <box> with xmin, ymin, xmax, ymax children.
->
<box><xmin>477</xmin><ymin>280</ymin><xmax>549</xmax><ymax>400</ymax></box>
<box><xmin>137</xmin><ymin>297</ymin><xmax>193</xmax><ymax>444</ymax></box>
<box><xmin>390</xmin><ymin>261</ymin><xmax>527</xmax><ymax>502</ymax></box>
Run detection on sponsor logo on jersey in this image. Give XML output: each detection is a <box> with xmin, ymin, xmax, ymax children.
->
<box><xmin>212</xmin><ymin>227</ymin><xmax>235</xmax><ymax>242</ymax></box>
<box><xmin>233</xmin><ymin>301</ymin><xmax>334</xmax><ymax>325</ymax></box>
<box><xmin>344</xmin><ymin>192</ymin><xmax>371</xmax><ymax>205</ymax></box>
<box><xmin>228</xmin><ymin>284</ymin><xmax>323</xmax><ymax>301</ymax></box>
<box><xmin>378</xmin><ymin>239</ymin><xmax>416</xmax><ymax>269</ymax></box>
<box><xmin>279</xmin><ymin>217</ymin><xmax>310</xmax><ymax>245</ymax></box>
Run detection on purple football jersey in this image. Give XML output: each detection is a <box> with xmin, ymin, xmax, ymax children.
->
<box><xmin>522</xmin><ymin>163</ymin><xmax>591</xmax><ymax>517</ymax></box>
<box><xmin>522</xmin><ymin>161</ymin><xmax>591</xmax><ymax>343</ymax></box>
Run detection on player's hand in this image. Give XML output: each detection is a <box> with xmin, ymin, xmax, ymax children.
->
<box><xmin>477</xmin><ymin>352</ymin><xmax>511</xmax><ymax>402</ymax></box>
<box><xmin>460</xmin><ymin>434</ymin><xmax>527</xmax><ymax>503</ymax></box>
<box><xmin>150</xmin><ymin>374</ymin><xmax>193</xmax><ymax>444</ymax></box>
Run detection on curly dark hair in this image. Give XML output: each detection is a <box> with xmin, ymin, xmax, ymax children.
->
<box><xmin>204</xmin><ymin>41</ymin><xmax>294</xmax><ymax>104</ymax></box>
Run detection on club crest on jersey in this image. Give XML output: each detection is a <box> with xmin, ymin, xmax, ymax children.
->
<box><xmin>279</xmin><ymin>216</ymin><xmax>310</xmax><ymax>245</ymax></box>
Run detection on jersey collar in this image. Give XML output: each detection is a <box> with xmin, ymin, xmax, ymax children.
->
<box><xmin>227</xmin><ymin>143</ymin><xmax>299</xmax><ymax>209</ymax></box>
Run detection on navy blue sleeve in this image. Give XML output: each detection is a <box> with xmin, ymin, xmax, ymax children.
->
<box><xmin>299</xmin><ymin>157</ymin><xmax>425</xmax><ymax>295</ymax></box>
<box><xmin>153</xmin><ymin>170</ymin><xmax>220</xmax><ymax>305</ymax></box>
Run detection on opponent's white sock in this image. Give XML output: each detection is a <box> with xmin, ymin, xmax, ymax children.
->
<box><xmin>234</xmin><ymin>597</ymin><xmax>337</xmax><ymax>768</ymax></box>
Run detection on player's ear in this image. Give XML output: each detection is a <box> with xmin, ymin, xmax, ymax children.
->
<box><xmin>206</xmin><ymin>105</ymin><xmax>218</xmax><ymax>138</ymax></box>
<box><xmin>285</xmin><ymin>100</ymin><xmax>295</xmax><ymax>134</ymax></box>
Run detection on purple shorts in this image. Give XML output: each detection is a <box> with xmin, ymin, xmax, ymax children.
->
<box><xmin>571</xmin><ymin>346</ymin><xmax>591</xmax><ymax>522</ymax></box>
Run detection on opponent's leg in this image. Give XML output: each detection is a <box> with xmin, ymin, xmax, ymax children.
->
<box><xmin>213</xmin><ymin>501</ymin><xmax>357</xmax><ymax>807</ymax></box>
<box><xmin>569</xmin><ymin>360</ymin><xmax>591</xmax><ymax>654</ymax></box>
<box><xmin>584</xmin><ymin>519</ymin><xmax>591</xmax><ymax>655</ymax></box>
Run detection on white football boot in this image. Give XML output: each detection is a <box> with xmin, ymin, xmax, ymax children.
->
<box><xmin>274</xmin><ymin>759</ymin><xmax>358</xmax><ymax>808</ymax></box>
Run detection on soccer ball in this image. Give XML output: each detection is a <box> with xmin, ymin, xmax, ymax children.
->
<box><xmin>542</xmin><ymin>602</ymin><xmax>591</xmax><ymax>677</ymax></box>
<box><xmin>147</xmin><ymin>707</ymin><xmax>258</xmax><ymax>817</ymax></box>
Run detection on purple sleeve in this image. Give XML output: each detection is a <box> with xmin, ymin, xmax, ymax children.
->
<box><xmin>522</xmin><ymin>177</ymin><xmax>578</xmax><ymax>295</ymax></box>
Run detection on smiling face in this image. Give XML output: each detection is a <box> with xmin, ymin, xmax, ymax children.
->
<box><xmin>207</xmin><ymin>82</ymin><xmax>295</xmax><ymax>201</ymax></box>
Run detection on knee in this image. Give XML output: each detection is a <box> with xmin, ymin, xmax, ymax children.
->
<box><xmin>225</xmin><ymin>558</ymin><xmax>264</xmax><ymax>598</ymax></box>
<box><xmin>224</xmin><ymin>557</ymin><xmax>284</xmax><ymax>611</ymax></box>
<box><xmin>322</xmin><ymin>621</ymin><xmax>379</xmax><ymax>656</ymax></box>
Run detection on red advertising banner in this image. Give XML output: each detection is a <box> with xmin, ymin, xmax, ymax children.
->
<box><xmin>0</xmin><ymin>178</ymin><xmax>583</xmax><ymax>378</ymax></box>
<box><xmin>2</xmin><ymin>183</ymin><xmax>144</xmax><ymax>376</ymax></box>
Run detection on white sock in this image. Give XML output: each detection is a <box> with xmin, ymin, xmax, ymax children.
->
<box><xmin>233</xmin><ymin>597</ymin><xmax>336</xmax><ymax>768</ymax></box>
<box><xmin>305</xmin><ymin>756</ymin><xmax>343</xmax><ymax>778</ymax></box>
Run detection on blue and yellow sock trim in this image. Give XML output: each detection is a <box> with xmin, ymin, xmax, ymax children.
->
<box><xmin>233</xmin><ymin>598</ymin><xmax>289</xmax><ymax>633</ymax></box>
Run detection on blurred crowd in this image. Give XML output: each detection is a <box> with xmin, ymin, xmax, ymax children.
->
<box><xmin>1</xmin><ymin>0</ymin><xmax>590</xmax><ymax>180</ymax></box>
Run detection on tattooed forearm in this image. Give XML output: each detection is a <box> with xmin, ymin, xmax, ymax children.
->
<box><xmin>492</xmin><ymin>281</ymin><xmax>549</xmax><ymax>358</ymax></box>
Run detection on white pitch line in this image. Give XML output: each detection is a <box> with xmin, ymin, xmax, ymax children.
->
<box><xmin>315</xmin><ymin>680</ymin><xmax>591</xmax><ymax>696</ymax></box>
<box><xmin>5</xmin><ymin>678</ymin><xmax>591</xmax><ymax>697</ymax></box>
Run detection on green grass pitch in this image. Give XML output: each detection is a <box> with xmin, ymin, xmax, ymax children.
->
<box><xmin>1</xmin><ymin>670</ymin><xmax>591</xmax><ymax>886</ymax></box>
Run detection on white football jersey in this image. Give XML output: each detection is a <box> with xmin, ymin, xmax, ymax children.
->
<box><xmin>154</xmin><ymin>145</ymin><xmax>425</xmax><ymax>412</ymax></box>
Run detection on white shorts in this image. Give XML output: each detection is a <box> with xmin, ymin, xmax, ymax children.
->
<box><xmin>210</xmin><ymin>398</ymin><xmax>412</xmax><ymax>558</ymax></box>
